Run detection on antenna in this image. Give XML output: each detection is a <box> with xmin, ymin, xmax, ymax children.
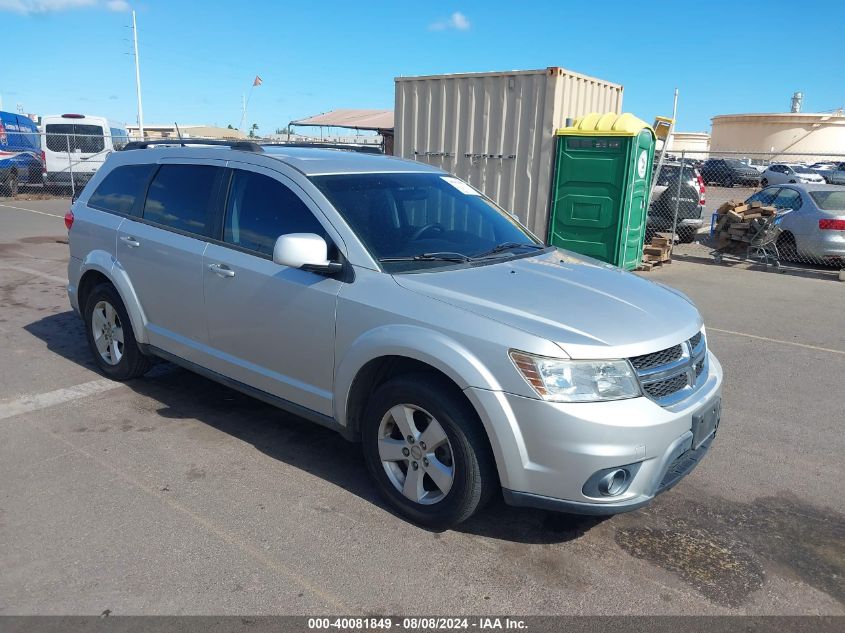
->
<box><xmin>174</xmin><ymin>123</ymin><xmax>185</xmax><ymax>146</ymax></box>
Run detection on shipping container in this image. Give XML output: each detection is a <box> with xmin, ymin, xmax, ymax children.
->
<box><xmin>394</xmin><ymin>67</ymin><xmax>623</xmax><ymax>238</ymax></box>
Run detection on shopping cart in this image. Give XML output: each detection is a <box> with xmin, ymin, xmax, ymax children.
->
<box><xmin>711</xmin><ymin>210</ymin><xmax>791</xmax><ymax>268</ymax></box>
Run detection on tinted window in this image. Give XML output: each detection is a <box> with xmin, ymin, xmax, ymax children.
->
<box><xmin>45</xmin><ymin>123</ymin><xmax>105</xmax><ymax>153</ymax></box>
<box><xmin>223</xmin><ymin>170</ymin><xmax>326</xmax><ymax>256</ymax></box>
<box><xmin>88</xmin><ymin>164</ymin><xmax>155</xmax><ymax>215</ymax></box>
<box><xmin>747</xmin><ymin>187</ymin><xmax>780</xmax><ymax>205</ymax></box>
<box><xmin>809</xmin><ymin>190</ymin><xmax>845</xmax><ymax>210</ymax></box>
<box><xmin>143</xmin><ymin>164</ymin><xmax>220</xmax><ymax>236</ymax></box>
<box><xmin>772</xmin><ymin>188</ymin><xmax>801</xmax><ymax>211</ymax></box>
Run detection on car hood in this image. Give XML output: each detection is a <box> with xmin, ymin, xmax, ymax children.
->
<box><xmin>392</xmin><ymin>249</ymin><xmax>703</xmax><ymax>359</ymax></box>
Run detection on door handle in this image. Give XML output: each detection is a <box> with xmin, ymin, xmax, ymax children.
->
<box><xmin>120</xmin><ymin>236</ymin><xmax>140</xmax><ymax>247</ymax></box>
<box><xmin>208</xmin><ymin>263</ymin><xmax>235</xmax><ymax>278</ymax></box>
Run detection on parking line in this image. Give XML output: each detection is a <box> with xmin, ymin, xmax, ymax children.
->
<box><xmin>0</xmin><ymin>264</ymin><xmax>67</xmax><ymax>284</ymax></box>
<box><xmin>0</xmin><ymin>379</ymin><xmax>122</xmax><ymax>421</ymax></box>
<box><xmin>0</xmin><ymin>202</ymin><xmax>64</xmax><ymax>219</ymax></box>
<box><xmin>709</xmin><ymin>327</ymin><xmax>845</xmax><ymax>356</ymax></box>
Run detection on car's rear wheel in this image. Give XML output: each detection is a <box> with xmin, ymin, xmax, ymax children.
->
<box><xmin>84</xmin><ymin>283</ymin><xmax>152</xmax><ymax>380</ymax></box>
<box><xmin>678</xmin><ymin>227</ymin><xmax>697</xmax><ymax>243</ymax></box>
<box><xmin>776</xmin><ymin>232</ymin><xmax>798</xmax><ymax>262</ymax></box>
<box><xmin>761</xmin><ymin>178</ymin><xmax>768</xmax><ymax>187</ymax></box>
<box><xmin>361</xmin><ymin>374</ymin><xmax>496</xmax><ymax>528</ymax></box>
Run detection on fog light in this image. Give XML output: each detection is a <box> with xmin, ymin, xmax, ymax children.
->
<box><xmin>582</xmin><ymin>462</ymin><xmax>640</xmax><ymax>498</ymax></box>
<box><xmin>597</xmin><ymin>469</ymin><xmax>629</xmax><ymax>496</ymax></box>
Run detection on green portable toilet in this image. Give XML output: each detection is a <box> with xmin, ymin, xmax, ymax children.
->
<box><xmin>548</xmin><ymin>112</ymin><xmax>656</xmax><ymax>270</ymax></box>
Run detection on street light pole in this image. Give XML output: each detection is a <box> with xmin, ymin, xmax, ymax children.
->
<box><xmin>132</xmin><ymin>10</ymin><xmax>145</xmax><ymax>139</ymax></box>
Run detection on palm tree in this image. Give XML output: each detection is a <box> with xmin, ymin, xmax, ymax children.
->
<box><xmin>249</xmin><ymin>123</ymin><xmax>259</xmax><ymax>138</ymax></box>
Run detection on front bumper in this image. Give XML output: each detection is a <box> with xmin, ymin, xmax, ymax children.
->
<box><xmin>466</xmin><ymin>351</ymin><xmax>722</xmax><ymax>515</ymax></box>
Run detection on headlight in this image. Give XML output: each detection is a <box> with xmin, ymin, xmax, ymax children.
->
<box><xmin>509</xmin><ymin>351</ymin><xmax>641</xmax><ymax>402</ymax></box>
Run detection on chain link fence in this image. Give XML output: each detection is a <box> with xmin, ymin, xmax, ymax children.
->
<box><xmin>648</xmin><ymin>150</ymin><xmax>845</xmax><ymax>271</ymax></box>
<box><xmin>3</xmin><ymin>131</ymin><xmax>843</xmax><ymax>273</ymax></box>
<box><xmin>0</xmin><ymin>131</ymin><xmax>121</xmax><ymax>200</ymax></box>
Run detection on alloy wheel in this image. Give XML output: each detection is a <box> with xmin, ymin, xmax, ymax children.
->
<box><xmin>91</xmin><ymin>300</ymin><xmax>124</xmax><ymax>365</ymax></box>
<box><xmin>377</xmin><ymin>404</ymin><xmax>455</xmax><ymax>505</ymax></box>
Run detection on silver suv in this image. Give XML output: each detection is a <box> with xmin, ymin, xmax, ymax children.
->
<box><xmin>66</xmin><ymin>142</ymin><xmax>722</xmax><ymax>528</ymax></box>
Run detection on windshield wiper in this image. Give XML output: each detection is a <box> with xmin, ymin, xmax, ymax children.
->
<box><xmin>471</xmin><ymin>242</ymin><xmax>545</xmax><ymax>259</ymax></box>
<box><xmin>379</xmin><ymin>251</ymin><xmax>472</xmax><ymax>263</ymax></box>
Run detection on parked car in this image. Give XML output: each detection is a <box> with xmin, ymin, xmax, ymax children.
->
<box><xmin>700</xmin><ymin>158</ymin><xmax>762</xmax><ymax>187</ymax></box>
<box><xmin>745</xmin><ymin>184</ymin><xmax>845</xmax><ymax>263</ymax></box>
<box><xmin>760</xmin><ymin>163</ymin><xmax>826</xmax><ymax>187</ymax></box>
<box><xmin>42</xmin><ymin>113</ymin><xmax>129</xmax><ymax>189</ymax></box>
<box><xmin>808</xmin><ymin>162</ymin><xmax>845</xmax><ymax>185</ymax></box>
<box><xmin>648</xmin><ymin>162</ymin><xmax>706</xmax><ymax>242</ymax></box>
<box><xmin>66</xmin><ymin>142</ymin><xmax>722</xmax><ymax>528</ymax></box>
<box><xmin>0</xmin><ymin>110</ymin><xmax>44</xmax><ymax>195</ymax></box>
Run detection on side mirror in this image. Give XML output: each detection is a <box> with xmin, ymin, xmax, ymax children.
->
<box><xmin>272</xmin><ymin>233</ymin><xmax>342</xmax><ymax>274</ymax></box>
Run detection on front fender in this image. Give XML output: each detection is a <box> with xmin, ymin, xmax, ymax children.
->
<box><xmin>334</xmin><ymin>324</ymin><xmax>530</xmax><ymax>488</ymax></box>
<box><xmin>79</xmin><ymin>251</ymin><xmax>149</xmax><ymax>345</ymax></box>
<box><xmin>334</xmin><ymin>324</ymin><xmax>504</xmax><ymax>428</ymax></box>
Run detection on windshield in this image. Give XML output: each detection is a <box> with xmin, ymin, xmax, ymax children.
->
<box><xmin>793</xmin><ymin>165</ymin><xmax>815</xmax><ymax>174</ymax></box>
<box><xmin>311</xmin><ymin>173</ymin><xmax>542</xmax><ymax>271</ymax></box>
<box><xmin>809</xmin><ymin>190</ymin><xmax>845</xmax><ymax>210</ymax></box>
<box><xmin>725</xmin><ymin>159</ymin><xmax>746</xmax><ymax>168</ymax></box>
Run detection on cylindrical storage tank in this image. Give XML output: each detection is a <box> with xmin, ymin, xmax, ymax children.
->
<box><xmin>710</xmin><ymin>113</ymin><xmax>845</xmax><ymax>162</ymax></box>
<box><xmin>394</xmin><ymin>67</ymin><xmax>623</xmax><ymax>238</ymax></box>
<box><xmin>667</xmin><ymin>132</ymin><xmax>710</xmax><ymax>158</ymax></box>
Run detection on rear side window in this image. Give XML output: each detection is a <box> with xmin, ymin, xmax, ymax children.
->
<box><xmin>143</xmin><ymin>164</ymin><xmax>221</xmax><ymax>237</ymax></box>
<box><xmin>772</xmin><ymin>188</ymin><xmax>801</xmax><ymax>211</ymax></box>
<box><xmin>88</xmin><ymin>164</ymin><xmax>155</xmax><ymax>215</ymax></box>
<box><xmin>223</xmin><ymin>170</ymin><xmax>326</xmax><ymax>256</ymax></box>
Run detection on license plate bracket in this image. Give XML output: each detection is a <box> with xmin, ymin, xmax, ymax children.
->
<box><xmin>692</xmin><ymin>397</ymin><xmax>721</xmax><ymax>449</ymax></box>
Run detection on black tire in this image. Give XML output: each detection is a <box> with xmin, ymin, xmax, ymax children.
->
<box><xmin>83</xmin><ymin>283</ymin><xmax>152</xmax><ymax>380</ymax></box>
<box><xmin>1</xmin><ymin>170</ymin><xmax>18</xmax><ymax>197</ymax></box>
<box><xmin>776</xmin><ymin>232</ymin><xmax>798</xmax><ymax>262</ymax></box>
<box><xmin>761</xmin><ymin>178</ymin><xmax>768</xmax><ymax>187</ymax></box>
<box><xmin>361</xmin><ymin>373</ymin><xmax>496</xmax><ymax>528</ymax></box>
<box><xmin>723</xmin><ymin>175</ymin><xmax>734</xmax><ymax>188</ymax></box>
<box><xmin>678</xmin><ymin>227</ymin><xmax>697</xmax><ymax>243</ymax></box>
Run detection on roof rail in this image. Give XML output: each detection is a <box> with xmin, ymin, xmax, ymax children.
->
<box><xmin>121</xmin><ymin>139</ymin><xmax>263</xmax><ymax>152</ymax></box>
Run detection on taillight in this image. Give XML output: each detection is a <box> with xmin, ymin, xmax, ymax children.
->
<box><xmin>64</xmin><ymin>209</ymin><xmax>74</xmax><ymax>230</ymax></box>
<box><xmin>40</xmin><ymin>151</ymin><xmax>46</xmax><ymax>172</ymax></box>
<box><xmin>819</xmin><ymin>218</ymin><xmax>845</xmax><ymax>230</ymax></box>
<box><xmin>697</xmin><ymin>174</ymin><xmax>706</xmax><ymax>205</ymax></box>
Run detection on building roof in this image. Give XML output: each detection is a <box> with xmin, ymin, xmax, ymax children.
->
<box><xmin>290</xmin><ymin>109</ymin><xmax>394</xmax><ymax>132</ymax></box>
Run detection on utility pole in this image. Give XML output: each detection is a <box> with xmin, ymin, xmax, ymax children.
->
<box><xmin>132</xmin><ymin>10</ymin><xmax>145</xmax><ymax>139</ymax></box>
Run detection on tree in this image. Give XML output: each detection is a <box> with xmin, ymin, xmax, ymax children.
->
<box><xmin>227</xmin><ymin>124</ymin><xmax>234</xmax><ymax>129</ymax></box>
<box><xmin>249</xmin><ymin>123</ymin><xmax>259</xmax><ymax>138</ymax></box>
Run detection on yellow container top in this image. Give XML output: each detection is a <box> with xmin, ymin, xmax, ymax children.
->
<box><xmin>556</xmin><ymin>112</ymin><xmax>655</xmax><ymax>138</ymax></box>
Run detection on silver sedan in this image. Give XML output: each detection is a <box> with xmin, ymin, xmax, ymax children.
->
<box><xmin>746</xmin><ymin>183</ymin><xmax>845</xmax><ymax>262</ymax></box>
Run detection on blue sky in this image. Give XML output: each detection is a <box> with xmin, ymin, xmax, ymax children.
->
<box><xmin>1</xmin><ymin>0</ymin><xmax>842</xmax><ymax>134</ymax></box>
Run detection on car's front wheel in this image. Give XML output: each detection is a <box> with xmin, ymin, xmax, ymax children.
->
<box><xmin>362</xmin><ymin>374</ymin><xmax>496</xmax><ymax>528</ymax></box>
<box><xmin>84</xmin><ymin>283</ymin><xmax>153</xmax><ymax>380</ymax></box>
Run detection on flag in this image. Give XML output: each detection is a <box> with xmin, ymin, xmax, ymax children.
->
<box><xmin>253</xmin><ymin>76</ymin><xmax>263</xmax><ymax>87</ymax></box>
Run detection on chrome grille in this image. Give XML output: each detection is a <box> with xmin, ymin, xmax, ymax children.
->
<box><xmin>630</xmin><ymin>332</ymin><xmax>708</xmax><ymax>406</ymax></box>
<box><xmin>630</xmin><ymin>344</ymin><xmax>683</xmax><ymax>371</ymax></box>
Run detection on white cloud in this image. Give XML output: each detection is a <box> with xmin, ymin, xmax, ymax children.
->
<box><xmin>429</xmin><ymin>11</ymin><xmax>471</xmax><ymax>32</ymax></box>
<box><xmin>0</xmin><ymin>0</ymin><xmax>130</xmax><ymax>14</ymax></box>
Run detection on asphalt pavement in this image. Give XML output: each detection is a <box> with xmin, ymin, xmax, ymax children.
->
<box><xmin>1</xmin><ymin>198</ymin><xmax>843</xmax><ymax>615</ymax></box>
